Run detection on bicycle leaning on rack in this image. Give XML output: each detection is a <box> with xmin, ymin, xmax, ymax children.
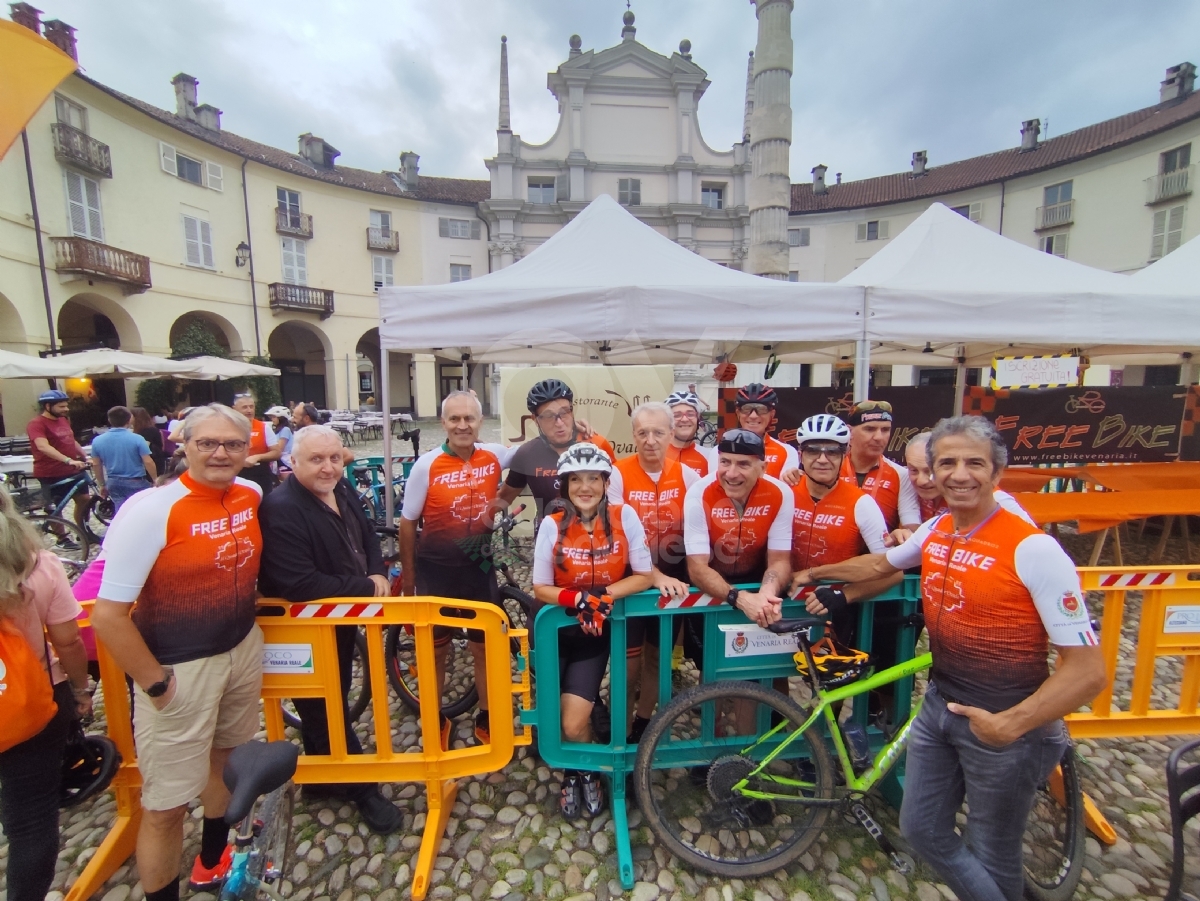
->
<box><xmin>215</xmin><ymin>740</ymin><xmax>299</xmax><ymax>901</ymax></box>
<box><xmin>633</xmin><ymin>614</ymin><xmax>1086</xmax><ymax>901</ymax></box>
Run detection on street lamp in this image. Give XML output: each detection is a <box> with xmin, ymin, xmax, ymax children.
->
<box><xmin>235</xmin><ymin>241</ymin><xmax>251</xmax><ymax>267</ymax></box>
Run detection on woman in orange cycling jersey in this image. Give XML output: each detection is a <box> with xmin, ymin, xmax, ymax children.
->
<box><xmin>532</xmin><ymin>443</ymin><xmax>653</xmax><ymax>819</ymax></box>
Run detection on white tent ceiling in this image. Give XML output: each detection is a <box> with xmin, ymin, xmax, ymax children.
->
<box><xmin>378</xmin><ymin>194</ymin><xmax>864</xmax><ymax>364</ymax></box>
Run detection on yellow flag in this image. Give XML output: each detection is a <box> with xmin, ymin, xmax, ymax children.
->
<box><xmin>0</xmin><ymin>19</ymin><xmax>78</xmax><ymax>161</ymax></box>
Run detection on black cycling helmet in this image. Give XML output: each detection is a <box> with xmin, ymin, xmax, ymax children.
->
<box><xmin>717</xmin><ymin>428</ymin><xmax>765</xmax><ymax>459</ymax></box>
<box><xmin>735</xmin><ymin>383</ymin><xmax>777</xmax><ymax>409</ymax></box>
<box><xmin>38</xmin><ymin>389</ymin><xmax>69</xmax><ymax>407</ymax></box>
<box><xmin>526</xmin><ymin>379</ymin><xmax>573</xmax><ymax>414</ymax></box>
<box><xmin>60</xmin><ymin>723</ymin><xmax>121</xmax><ymax>808</ymax></box>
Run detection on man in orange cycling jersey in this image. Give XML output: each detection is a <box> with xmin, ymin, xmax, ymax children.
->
<box><xmin>684</xmin><ymin>429</ymin><xmax>793</xmax><ymax>629</ymax></box>
<box><xmin>903</xmin><ymin>431</ymin><xmax>1031</xmax><ymax>527</ymax></box>
<box><xmin>838</xmin><ymin>400</ymin><xmax>920</xmax><ymax>531</ymax></box>
<box><xmin>400</xmin><ymin>391</ymin><xmax>514</xmax><ymax>747</ymax></box>
<box><xmin>706</xmin><ymin>383</ymin><xmax>797</xmax><ymax>480</ymax></box>
<box><xmin>607</xmin><ymin>402</ymin><xmax>694</xmax><ymax>740</ymax></box>
<box><xmin>664</xmin><ymin>390</ymin><xmax>710</xmax><ymax>476</ymax></box>
<box><xmin>804</xmin><ymin>416</ymin><xmax>1106</xmax><ymax>901</ymax></box>
<box><xmin>232</xmin><ymin>393</ymin><xmax>285</xmax><ymax>496</ymax></box>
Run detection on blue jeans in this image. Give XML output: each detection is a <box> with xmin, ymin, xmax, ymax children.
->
<box><xmin>899</xmin><ymin>682</ymin><xmax>1069</xmax><ymax>901</ymax></box>
<box><xmin>107</xmin><ymin>475</ymin><xmax>151</xmax><ymax>510</ymax></box>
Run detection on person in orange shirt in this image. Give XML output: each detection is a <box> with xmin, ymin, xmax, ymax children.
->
<box><xmin>232</xmin><ymin>393</ymin><xmax>285</xmax><ymax>496</ymax></box>
<box><xmin>836</xmin><ymin>400</ymin><xmax>920</xmax><ymax>531</ymax></box>
<box><xmin>606</xmin><ymin>402</ymin><xmax>694</xmax><ymax>741</ymax></box>
<box><xmin>803</xmin><ymin>416</ymin><xmax>1106</xmax><ymax>901</ymax></box>
<box><xmin>902</xmin><ymin>431</ymin><xmax>1032</xmax><ymax>528</ymax></box>
<box><xmin>706</xmin><ymin>384</ymin><xmax>798</xmax><ymax>480</ymax></box>
<box><xmin>532</xmin><ymin>444</ymin><xmax>654</xmax><ymax>819</ymax></box>
<box><xmin>664</xmin><ymin>390</ymin><xmax>710</xmax><ymax>476</ymax></box>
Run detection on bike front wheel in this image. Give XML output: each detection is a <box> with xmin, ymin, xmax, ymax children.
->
<box><xmin>281</xmin><ymin>629</ymin><xmax>372</xmax><ymax>730</ymax></box>
<box><xmin>634</xmin><ymin>679</ymin><xmax>835</xmax><ymax>879</ymax></box>
<box><xmin>1022</xmin><ymin>743</ymin><xmax>1086</xmax><ymax>901</ymax></box>
<box><xmin>385</xmin><ymin>624</ymin><xmax>479</xmax><ymax>718</ymax></box>
<box><xmin>24</xmin><ymin>513</ymin><xmax>91</xmax><ymax>582</ymax></box>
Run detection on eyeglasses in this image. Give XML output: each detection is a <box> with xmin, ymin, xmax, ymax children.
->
<box><xmin>801</xmin><ymin>445</ymin><xmax>845</xmax><ymax>460</ymax></box>
<box><xmin>854</xmin><ymin>400</ymin><xmax>892</xmax><ymax>413</ymax></box>
<box><xmin>738</xmin><ymin>404</ymin><xmax>772</xmax><ymax>417</ymax></box>
<box><xmin>535</xmin><ymin>409</ymin><xmax>573</xmax><ymax>424</ymax></box>
<box><xmin>191</xmin><ymin>438</ymin><xmax>248</xmax><ymax>453</ymax></box>
<box><xmin>672</xmin><ymin>410</ymin><xmax>699</xmax><ymax>420</ymax></box>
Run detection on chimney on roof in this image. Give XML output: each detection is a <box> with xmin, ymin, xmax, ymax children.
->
<box><xmin>911</xmin><ymin>150</ymin><xmax>927</xmax><ymax>177</ymax></box>
<box><xmin>1160</xmin><ymin>62</ymin><xmax>1196</xmax><ymax>104</ymax></box>
<box><xmin>9</xmin><ymin>2</ymin><xmax>42</xmax><ymax>34</ymax></box>
<box><xmin>195</xmin><ymin>103</ymin><xmax>221</xmax><ymax>132</ymax></box>
<box><xmin>812</xmin><ymin>164</ymin><xmax>828</xmax><ymax>196</ymax></box>
<box><xmin>836</xmin><ymin>172</ymin><xmax>842</xmax><ymax>184</ymax></box>
<box><xmin>1020</xmin><ymin>118</ymin><xmax>1040</xmax><ymax>152</ymax></box>
<box><xmin>172</xmin><ymin>73</ymin><xmax>198</xmax><ymax>121</ymax></box>
<box><xmin>43</xmin><ymin>19</ymin><xmax>76</xmax><ymax>60</ymax></box>
<box><xmin>299</xmin><ymin>133</ymin><xmax>340</xmax><ymax>168</ymax></box>
<box><xmin>399</xmin><ymin>151</ymin><xmax>420</xmax><ymax>191</ymax></box>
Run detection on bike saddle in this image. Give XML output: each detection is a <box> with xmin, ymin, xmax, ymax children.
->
<box><xmin>768</xmin><ymin>616</ymin><xmax>823</xmax><ymax>634</ymax></box>
<box><xmin>222</xmin><ymin>741</ymin><xmax>299</xmax><ymax>825</ymax></box>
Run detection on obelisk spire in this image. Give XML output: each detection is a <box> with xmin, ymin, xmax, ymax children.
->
<box><xmin>748</xmin><ymin>0</ymin><xmax>793</xmax><ymax>280</ymax></box>
<box><xmin>742</xmin><ymin>50</ymin><xmax>755</xmax><ymax>143</ymax></box>
<box><xmin>498</xmin><ymin>35</ymin><xmax>511</xmax><ymax>131</ymax></box>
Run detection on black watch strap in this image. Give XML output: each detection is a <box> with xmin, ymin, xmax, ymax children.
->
<box><xmin>725</xmin><ymin>587</ymin><xmax>740</xmax><ymax>609</ymax></box>
<box><xmin>146</xmin><ymin>667</ymin><xmax>173</xmax><ymax>698</ymax></box>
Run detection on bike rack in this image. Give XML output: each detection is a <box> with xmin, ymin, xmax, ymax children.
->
<box><xmin>523</xmin><ymin>578</ymin><xmax>922</xmax><ymax>891</ymax></box>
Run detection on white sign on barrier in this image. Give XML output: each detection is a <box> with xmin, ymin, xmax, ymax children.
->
<box><xmin>262</xmin><ymin>643</ymin><xmax>315</xmax><ymax>674</ymax></box>
<box><xmin>1164</xmin><ymin>605</ymin><xmax>1200</xmax><ymax>634</ymax></box>
<box><xmin>990</xmin><ymin>355</ymin><xmax>1079</xmax><ymax>389</ymax></box>
<box><xmin>719</xmin><ymin>623</ymin><xmax>798</xmax><ymax>658</ymax></box>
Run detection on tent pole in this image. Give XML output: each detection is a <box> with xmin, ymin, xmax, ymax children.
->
<box><xmin>952</xmin><ymin>345</ymin><xmax>967</xmax><ymax>415</ymax></box>
<box><xmin>853</xmin><ymin>288</ymin><xmax>870</xmax><ymax>401</ymax></box>
<box><xmin>381</xmin><ymin>348</ymin><xmax>393</xmax><ymax>526</ymax></box>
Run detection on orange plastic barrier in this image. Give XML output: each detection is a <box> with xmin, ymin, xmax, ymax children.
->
<box><xmin>999</xmin><ymin>462</ymin><xmax>1200</xmax><ymax>496</ymax></box>
<box><xmin>1013</xmin><ymin>488</ymin><xmax>1200</xmax><ymax>533</ymax></box>
<box><xmin>1067</xmin><ymin>566</ymin><xmax>1200</xmax><ymax>739</ymax></box>
<box><xmin>66</xmin><ymin>598</ymin><xmax>530</xmax><ymax>901</ymax></box>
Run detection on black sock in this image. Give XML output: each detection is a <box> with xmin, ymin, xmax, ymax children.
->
<box><xmin>475</xmin><ymin>709</ymin><xmax>489</xmax><ymax>730</ymax></box>
<box><xmin>200</xmin><ymin>816</ymin><xmax>229</xmax><ymax>869</ymax></box>
<box><xmin>146</xmin><ymin>882</ymin><xmax>180</xmax><ymax>901</ymax></box>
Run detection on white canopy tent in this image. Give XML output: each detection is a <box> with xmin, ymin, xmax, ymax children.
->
<box><xmin>835</xmin><ymin>203</ymin><xmax>1200</xmax><ymax>400</ymax></box>
<box><xmin>1131</xmin><ymin>232</ymin><xmax>1200</xmax><ymax>291</ymax></box>
<box><xmin>378</xmin><ymin>193</ymin><xmax>864</xmax><ymax>365</ymax></box>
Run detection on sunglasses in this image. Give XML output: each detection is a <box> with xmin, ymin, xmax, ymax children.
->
<box><xmin>738</xmin><ymin>403</ymin><xmax>773</xmax><ymax>416</ymax></box>
<box><xmin>801</xmin><ymin>445</ymin><xmax>845</xmax><ymax>459</ymax></box>
<box><xmin>854</xmin><ymin>400</ymin><xmax>892</xmax><ymax>413</ymax></box>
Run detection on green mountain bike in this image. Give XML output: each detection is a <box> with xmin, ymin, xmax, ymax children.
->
<box><xmin>633</xmin><ymin>615</ymin><xmax>1085</xmax><ymax>901</ymax></box>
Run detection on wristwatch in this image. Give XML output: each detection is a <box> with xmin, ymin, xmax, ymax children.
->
<box><xmin>146</xmin><ymin>667</ymin><xmax>174</xmax><ymax>698</ymax></box>
<box><xmin>725</xmin><ymin>587</ymin><xmax>741</xmax><ymax>610</ymax></box>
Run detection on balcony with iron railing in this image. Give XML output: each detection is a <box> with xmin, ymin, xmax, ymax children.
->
<box><xmin>51</xmin><ymin>237</ymin><xmax>151</xmax><ymax>294</ymax></box>
<box><xmin>1145</xmin><ymin>165</ymin><xmax>1193</xmax><ymax>204</ymax></box>
<box><xmin>268</xmin><ymin>283</ymin><xmax>334</xmax><ymax>318</ymax></box>
<box><xmin>1035</xmin><ymin>199</ymin><xmax>1074</xmax><ymax>230</ymax></box>
<box><xmin>51</xmin><ymin>123</ymin><xmax>112</xmax><ymax>179</ymax></box>
<box><xmin>275</xmin><ymin>207</ymin><xmax>314</xmax><ymax>238</ymax></box>
<box><xmin>366</xmin><ymin>226</ymin><xmax>399</xmax><ymax>252</ymax></box>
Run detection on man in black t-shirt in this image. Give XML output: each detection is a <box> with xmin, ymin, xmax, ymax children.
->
<box><xmin>492</xmin><ymin>379</ymin><xmax>617</xmax><ymax>519</ymax></box>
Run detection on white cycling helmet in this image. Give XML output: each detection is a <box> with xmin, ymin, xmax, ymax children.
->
<box><xmin>556</xmin><ymin>442</ymin><xmax>613</xmax><ymax>477</ymax></box>
<box><xmin>665</xmin><ymin>390</ymin><xmax>703</xmax><ymax>412</ymax></box>
<box><xmin>796</xmin><ymin>414</ymin><xmax>851</xmax><ymax>446</ymax></box>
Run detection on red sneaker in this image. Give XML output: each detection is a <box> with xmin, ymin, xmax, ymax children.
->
<box><xmin>188</xmin><ymin>845</ymin><xmax>233</xmax><ymax>891</ymax></box>
<box><xmin>440</xmin><ymin>714</ymin><xmax>451</xmax><ymax>751</ymax></box>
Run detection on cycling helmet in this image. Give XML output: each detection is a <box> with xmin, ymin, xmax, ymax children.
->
<box><xmin>38</xmin><ymin>389</ymin><xmax>69</xmax><ymax>406</ymax></box>
<box><xmin>796</xmin><ymin>414</ymin><xmax>851</xmax><ymax>447</ymax></box>
<box><xmin>60</xmin><ymin>723</ymin><xmax>121</xmax><ymax>808</ymax></box>
<box><xmin>556</xmin><ymin>442</ymin><xmax>612</xmax><ymax>477</ymax></box>
<box><xmin>735</xmin><ymin>383</ymin><xmax>777</xmax><ymax>409</ymax></box>
<box><xmin>526</xmin><ymin>379</ymin><xmax>573</xmax><ymax>413</ymax></box>
<box><xmin>793</xmin><ymin>635</ymin><xmax>870</xmax><ymax>689</ymax></box>
<box><xmin>717</xmin><ymin>428</ymin><xmax>765</xmax><ymax>459</ymax></box>
<box><xmin>665</xmin><ymin>390</ymin><xmax>703</xmax><ymax>412</ymax></box>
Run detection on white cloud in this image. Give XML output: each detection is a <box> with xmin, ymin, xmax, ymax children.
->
<box><xmin>44</xmin><ymin>0</ymin><xmax>1200</xmax><ymax>183</ymax></box>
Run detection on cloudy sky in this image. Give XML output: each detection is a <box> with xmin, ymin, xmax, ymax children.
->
<box><xmin>46</xmin><ymin>0</ymin><xmax>1200</xmax><ymax>184</ymax></box>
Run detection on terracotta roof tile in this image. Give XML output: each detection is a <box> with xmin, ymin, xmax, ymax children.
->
<box><xmin>791</xmin><ymin>92</ymin><xmax>1200</xmax><ymax>213</ymax></box>
<box><xmin>76</xmin><ymin>74</ymin><xmax>490</xmax><ymax>206</ymax></box>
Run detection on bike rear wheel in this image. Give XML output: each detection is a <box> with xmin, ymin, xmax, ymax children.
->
<box><xmin>385</xmin><ymin>624</ymin><xmax>479</xmax><ymax>718</ymax></box>
<box><xmin>281</xmin><ymin>629</ymin><xmax>372</xmax><ymax>730</ymax></box>
<box><xmin>1022</xmin><ymin>743</ymin><xmax>1085</xmax><ymax>901</ymax></box>
<box><xmin>24</xmin><ymin>513</ymin><xmax>91</xmax><ymax>582</ymax></box>
<box><xmin>239</xmin><ymin>783</ymin><xmax>295</xmax><ymax>901</ymax></box>
<box><xmin>634</xmin><ymin>679</ymin><xmax>835</xmax><ymax>879</ymax></box>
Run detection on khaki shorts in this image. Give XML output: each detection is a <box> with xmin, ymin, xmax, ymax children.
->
<box><xmin>134</xmin><ymin>625</ymin><xmax>263</xmax><ymax>811</ymax></box>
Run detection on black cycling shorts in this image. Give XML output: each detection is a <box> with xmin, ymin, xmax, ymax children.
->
<box><xmin>415</xmin><ymin>558</ymin><xmax>498</xmax><ymax>644</ymax></box>
<box><xmin>39</xmin><ymin>472</ymin><xmax>88</xmax><ymax>509</ymax></box>
<box><xmin>559</xmin><ymin>622</ymin><xmax>611</xmax><ymax>703</ymax></box>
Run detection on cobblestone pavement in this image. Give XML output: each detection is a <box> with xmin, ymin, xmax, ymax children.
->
<box><xmin>2</xmin><ymin>431</ymin><xmax>1197</xmax><ymax>901</ymax></box>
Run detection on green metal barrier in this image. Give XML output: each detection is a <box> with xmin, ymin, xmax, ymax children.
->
<box><xmin>351</xmin><ymin>454</ymin><xmax>417</xmax><ymax>485</ymax></box>
<box><xmin>522</xmin><ymin>576</ymin><xmax>922</xmax><ymax>889</ymax></box>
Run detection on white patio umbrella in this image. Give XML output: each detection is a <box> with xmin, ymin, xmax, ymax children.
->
<box><xmin>29</xmin><ymin>349</ymin><xmax>199</xmax><ymax>379</ymax></box>
<box><xmin>176</xmin><ymin>356</ymin><xmax>281</xmax><ymax>380</ymax></box>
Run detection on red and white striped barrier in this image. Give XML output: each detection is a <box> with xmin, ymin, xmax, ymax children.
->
<box><xmin>657</xmin><ymin>592</ymin><xmax>723</xmax><ymax>609</ymax></box>
<box><xmin>289</xmin><ymin>602</ymin><xmax>386</xmax><ymax>618</ymax></box>
<box><xmin>1097</xmin><ymin>571</ymin><xmax>1176</xmax><ymax>588</ymax></box>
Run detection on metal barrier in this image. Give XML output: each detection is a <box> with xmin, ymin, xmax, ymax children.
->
<box><xmin>66</xmin><ymin>598</ymin><xmax>530</xmax><ymax>901</ymax></box>
<box><xmin>1067</xmin><ymin>565</ymin><xmax>1200</xmax><ymax>738</ymax></box>
<box><xmin>523</xmin><ymin>579</ymin><xmax>922</xmax><ymax>890</ymax></box>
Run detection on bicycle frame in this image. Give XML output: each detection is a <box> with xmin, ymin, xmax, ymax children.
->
<box><xmin>219</xmin><ymin>806</ymin><xmax>284</xmax><ymax>901</ymax></box>
<box><xmin>44</xmin><ymin>469</ymin><xmax>95</xmax><ymax>517</ymax></box>
<box><xmin>733</xmin><ymin>650</ymin><xmax>934</xmax><ymax>803</ymax></box>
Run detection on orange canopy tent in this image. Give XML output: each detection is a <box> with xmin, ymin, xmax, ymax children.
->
<box><xmin>0</xmin><ymin>18</ymin><xmax>77</xmax><ymax>160</ymax></box>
